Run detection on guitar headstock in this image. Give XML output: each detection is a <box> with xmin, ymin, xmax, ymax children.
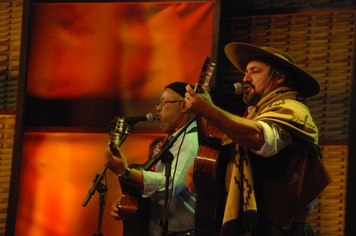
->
<box><xmin>109</xmin><ymin>116</ymin><xmax>125</xmax><ymax>156</ymax></box>
<box><xmin>196</xmin><ymin>57</ymin><xmax>216</xmax><ymax>94</ymax></box>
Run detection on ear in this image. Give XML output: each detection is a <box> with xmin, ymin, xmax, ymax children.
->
<box><xmin>180</xmin><ymin>101</ymin><xmax>190</xmax><ymax>113</ymax></box>
<box><xmin>276</xmin><ymin>74</ymin><xmax>286</xmax><ymax>84</ymax></box>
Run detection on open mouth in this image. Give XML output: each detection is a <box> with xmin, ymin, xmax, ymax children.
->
<box><xmin>243</xmin><ymin>85</ymin><xmax>252</xmax><ymax>94</ymax></box>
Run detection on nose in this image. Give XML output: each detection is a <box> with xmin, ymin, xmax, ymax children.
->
<box><xmin>243</xmin><ymin>71</ymin><xmax>251</xmax><ymax>83</ymax></box>
<box><xmin>242</xmin><ymin>75</ymin><xmax>248</xmax><ymax>83</ymax></box>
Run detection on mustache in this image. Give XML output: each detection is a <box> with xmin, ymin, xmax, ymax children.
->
<box><xmin>243</xmin><ymin>82</ymin><xmax>255</xmax><ymax>89</ymax></box>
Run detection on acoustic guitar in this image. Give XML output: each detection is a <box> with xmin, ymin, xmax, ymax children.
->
<box><xmin>109</xmin><ymin>117</ymin><xmax>150</xmax><ymax>236</ymax></box>
<box><xmin>193</xmin><ymin>57</ymin><xmax>235</xmax><ymax>234</ymax></box>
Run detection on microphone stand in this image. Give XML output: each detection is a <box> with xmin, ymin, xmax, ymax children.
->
<box><xmin>141</xmin><ymin>116</ymin><xmax>195</xmax><ymax>236</ymax></box>
<box><xmin>161</xmin><ymin>148</ymin><xmax>174</xmax><ymax>236</ymax></box>
<box><xmin>82</xmin><ymin>122</ymin><xmax>135</xmax><ymax>236</ymax></box>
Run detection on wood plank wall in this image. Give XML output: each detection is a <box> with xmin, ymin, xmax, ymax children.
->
<box><xmin>0</xmin><ymin>0</ymin><xmax>22</xmax><ymax>235</ymax></box>
<box><xmin>0</xmin><ymin>1</ymin><xmax>21</xmax><ymax>110</ymax></box>
<box><xmin>0</xmin><ymin>115</ymin><xmax>15</xmax><ymax>235</ymax></box>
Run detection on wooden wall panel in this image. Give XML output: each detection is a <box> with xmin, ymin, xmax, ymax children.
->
<box><xmin>0</xmin><ymin>115</ymin><xmax>15</xmax><ymax>235</ymax></box>
<box><xmin>311</xmin><ymin>145</ymin><xmax>348</xmax><ymax>236</ymax></box>
<box><xmin>0</xmin><ymin>0</ymin><xmax>22</xmax><ymax>234</ymax></box>
<box><xmin>0</xmin><ymin>0</ymin><xmax>22</xmax><ymax>109</ymax></box>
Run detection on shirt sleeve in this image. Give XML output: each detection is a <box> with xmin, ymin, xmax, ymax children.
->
<box><xmin>141</xmin><ymin>132</ymin><xmax>199</xmax><ymax>198</ymax></box>
<box><xmin>251</xmin><ymin>121</ymin><xmax>292</xmax><ymax>158</ymax></box>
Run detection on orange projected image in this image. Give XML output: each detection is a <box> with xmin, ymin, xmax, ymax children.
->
<box><xmin>16</xmin><ymin>132</ymin><xmax>165</xmax><ymax>236</ymax></box>
<box><xmin>25</xmin><ymin>2</ymin><xmax>214</xmax><ymax>129</ymax></box>
<box><xmin>28</xmin><ymin>2</ymin><xmax>213</xmax><ymax>99</ymax></box>
<box><xmin>28</xmin><ymin>3</ymin><xmax>213</xmax><ymax>100</ymax></box>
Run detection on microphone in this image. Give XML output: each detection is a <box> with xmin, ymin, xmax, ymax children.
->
<box><xmin>209</xmin><ymin>82</ymin><xmax>243</xmax><ymax>95</ymax></box>
<box><xmin>124</xmin><ymin>113</ymin><xmax>156</xmax><ymax>124</ymax></box>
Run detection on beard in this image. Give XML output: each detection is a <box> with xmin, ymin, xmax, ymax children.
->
<box><xmin>243</xmin><ymin>87</ymin><xmax>261</xmax><ymax>106</ymax></box>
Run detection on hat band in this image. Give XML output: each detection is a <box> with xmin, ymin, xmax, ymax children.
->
<box><xmin>273</xmin><ymin>53</ymin><xmax>293</xmax><ymax>63</ymax></box>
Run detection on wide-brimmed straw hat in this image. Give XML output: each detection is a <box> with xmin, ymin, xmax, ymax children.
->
<box><xmin>224</xmin><ymin>42</ymin><xmax>320</xmax><ymax>97</ymax></box>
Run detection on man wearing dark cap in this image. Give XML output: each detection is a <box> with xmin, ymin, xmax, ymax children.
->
<box><xmin>105</xmin><ymin>82</ymin><xmax>198</xmax><ymax>236</ymax></box>
<box><xmin>184</xmin><ymin>43</ymin><xmax>332</xmax><ymax>235</ymax></box>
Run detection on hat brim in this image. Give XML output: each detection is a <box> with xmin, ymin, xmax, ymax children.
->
<box><xmin>224</xmin><ymin>42</ymin><xmax>320</xmax><ymax>97</ymax></box>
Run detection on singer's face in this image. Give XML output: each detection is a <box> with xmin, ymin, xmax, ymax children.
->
<box><xmin>156</xmin><ymin>89</ymin><xmax>185</xmax><ymax>133</ymax></box>
<box><xmin>242</xmin><ymin>60</ymin><xmax>278</xmax><ymax>106</ymax></box>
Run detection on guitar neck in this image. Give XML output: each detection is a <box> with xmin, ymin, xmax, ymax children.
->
<box><xmin>195</xmin><ymin>57</ymin><xmax>219</xmax><ymax>142</ymax></box>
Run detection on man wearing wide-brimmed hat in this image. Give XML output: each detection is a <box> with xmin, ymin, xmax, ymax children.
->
<box><xmin>184</xmin><ymin>43</ymin><xmax>332</xmax><ymax>235</ymax></box>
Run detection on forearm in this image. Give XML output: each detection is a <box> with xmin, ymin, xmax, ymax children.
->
<box><xmin>185</xmin><ymin>85</ymin><xmax>265</xmax><ymax>150</ymax></box>
<box><xmin>125</xmin><ymin>168</ymin><xmax>144</xmax><ymax>192</ymax></box>
<box><xmin>205</xmin><ymin>105</ymin><xmax>265</xmax><ymax>150</ymax></box>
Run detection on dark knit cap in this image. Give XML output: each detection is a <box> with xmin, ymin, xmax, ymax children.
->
<box><xmin>165</xmin><ymin>82</ymin><xmax>195</xmax><ymax>98</ymax></box>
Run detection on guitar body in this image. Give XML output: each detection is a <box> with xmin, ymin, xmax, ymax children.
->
<box><xmin>118</xmin><ymin>181</ymin><xmax>150</xmax><ymax>236</ymax></box>
<box><xmin>194</xmin><ymin>124</ymin><xmax>235</xmax><ymax>234</ymax></box>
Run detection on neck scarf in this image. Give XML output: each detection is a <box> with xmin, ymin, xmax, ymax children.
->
<box><xmin>248</xmin><ymin>87</ymin><xmax>318</xmax><ymax>143</ymax></box>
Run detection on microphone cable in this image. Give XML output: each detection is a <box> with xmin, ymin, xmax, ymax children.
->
<box><xmin>162</xmin><ymin>110</ymin><xmax>194</xmax><ymax>235</ymax></box>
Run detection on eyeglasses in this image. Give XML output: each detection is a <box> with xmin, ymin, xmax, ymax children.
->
<box><xmin>156</xmin><ymin>100</ymin><xmax>184</xmax><ymax>108</ymax></box>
